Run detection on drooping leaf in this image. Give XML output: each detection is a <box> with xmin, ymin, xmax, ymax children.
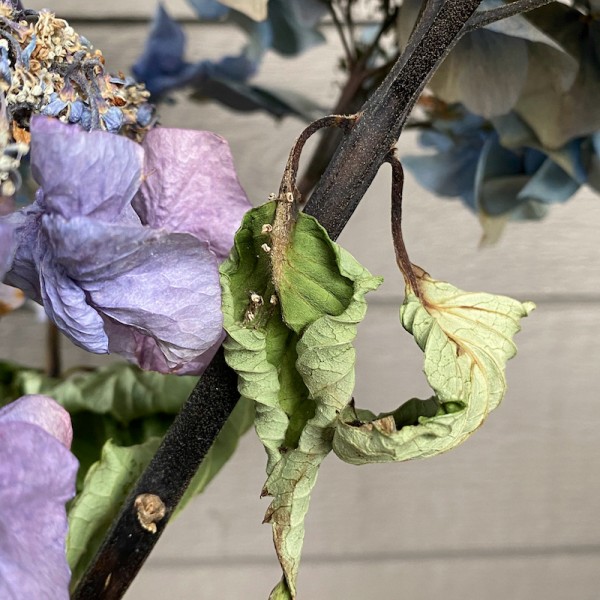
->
<box><xmin>220</xmin><ymin>201</ymin><xmax>382</xmax><ymax>598</ymax></box>
<box><xmin>333</xmin><ymin>266</ymin><xmax>534</xmax><ymax>464</ymax></box>
<box><xmin>10</xmin><ymin>362</ymin><xmax>195</xmax><ymax>489</ymax></box>
<box><xmin>66</xmin><ymin>437</ymin><xmax>161</xmax><ymax>591</ymax></box>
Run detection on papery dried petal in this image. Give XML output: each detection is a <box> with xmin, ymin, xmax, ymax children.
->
<box><xmin>0</xmin><ymin>396</ymin><xmax>77</xmax><ymax>599</ymax></box>
<box><xmin>0</xmin><ymin>395</ymin><xmax>73</xmax><ymax>448</ymax></box>
<box><xmin>136</xmin><ymin>127</ymin><xmax>251</xmax><ymax>261</ymax></box>
<box><xmin>30</xmin><ymin>117</ymin><xmax>144</xmax><ymax>221</ymax></box>
<box><xmin>0</xmin><ymin>220</ymin><xmax>15</xmax><ymax>277</ymax></box>
<box><xmin>45</xmin><ymin>215</ymin><xmax>223</xmax><ymax>369</ymax></box>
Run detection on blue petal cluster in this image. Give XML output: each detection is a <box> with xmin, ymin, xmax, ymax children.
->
<box><xmin>403</xmin><ymin>104</ymin><xmax>599</xmax><ymax>229</ymax></box>
<box><xmin>396</xmin><ymin>0</ymin><xmax>600</xmax><ymax>233</ymax></box>
<box><xmin>132</xmin><ymin>2</ymin><xmax>325</xmax><ymax>119</ymax></box>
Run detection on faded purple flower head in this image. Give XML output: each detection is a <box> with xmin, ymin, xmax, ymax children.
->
<box><xmin>0</xmin><ymin>395</ymin><xmax>78</xmax><ymax>599</ymax></box>
<box><xmin>2</xmin><ymin>117</ymin><xmax>250</xmax><ymax>374</ymax></box>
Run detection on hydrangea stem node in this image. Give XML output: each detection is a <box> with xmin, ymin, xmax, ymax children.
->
<box><xmin>272</xmin><ymin>114</ymin><xmax>357</xmax><ymax>293</ymax></box>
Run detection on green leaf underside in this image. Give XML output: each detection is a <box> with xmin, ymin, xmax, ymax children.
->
<box><xmin>333</xmin><ymin>269</ymin><xmax>535</xmax><ymax>464</ymax></box>
<box><xmin>9</xmin><ymin>363</ymin><xmax>197</xmax><ymax>489</ymax></box>
<box><xmin>220</xmin><ymin>201</ymin><xmax>382</xmax><ymax>598</ymax></box>
<box><xmin>67</xmin><ymin>437</ymin><xmax>162</xmax><ymax>592</ymax></box>
<box><xmin>274</xmin><ymin>210</ymin><xmax>355</xmax><ymax>333</ymax></box>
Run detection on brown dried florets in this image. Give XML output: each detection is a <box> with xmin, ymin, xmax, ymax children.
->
<box><xmin>0</xmin><ymin>4</ymin><xmax>156</xmax><ymax>196</ymax></box>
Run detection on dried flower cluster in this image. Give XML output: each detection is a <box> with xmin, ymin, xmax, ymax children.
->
<box><xmin>0</xmin><ymin>1</ymin><xmax>155</xmax><ymax>195</ymax></box>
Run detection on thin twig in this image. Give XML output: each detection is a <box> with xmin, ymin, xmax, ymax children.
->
<box><xmin>464</xmin><ymin>0</ymin><xmax>556</xmax><ymax>32</ymax></box>
<box><xmin>45</xmin><ymin>322</ymin><xmax>61</xmax><ymax>379</ymax></box>
<box><xmin>386</xmin><ymin>154</ymin><xmax>421</xmax><ymax>299</ymax></box>
<box><xmin>344</xmin><ymin>0</ymin><xmax>357</xmax><ymax>56</ymax></box>
<box><xmin>358</xmin><ymin>4</ymin><xmax>399</xmax><ymax>68</ymax></box>
<box><xmin>279</xmin><ymin>114</ymin><xmax>357</xmax><ymax>199</ymax></box>
<box><xmin>328</xmin><ymin>1</ymin><xmax>354</xmax><ymax>66</ymax></box>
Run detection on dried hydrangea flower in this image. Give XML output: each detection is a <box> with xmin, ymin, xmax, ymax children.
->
<box><xmin>0</xmin><ymin>2</ymin><xmax>155</xmax><ymax>196</ymax></box>
<box><xmin>0</xmin><ymin>394</ymin><xmax>78</xmax><ymax>599</ymax></box>
<box><xmin>2</xmin><ymin>117</ymin><xmax>250</xmax><ymax>374</ymax></box>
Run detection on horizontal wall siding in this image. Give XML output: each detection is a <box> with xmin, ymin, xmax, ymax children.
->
<box><xmin>1</xmin><ymin>3</ymin><xmax>599</xmax><ymax>599</ymax></box>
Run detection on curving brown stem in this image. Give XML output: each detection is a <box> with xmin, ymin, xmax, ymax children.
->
<box><xmin>272</xmin><ymin>114</ymin><xmax>358</xmax><ymax>290</ymax></box>
<box><xmin>387</xmin><ymin>153</ymin><xmax>421</xmax><ymax>300</ymax></box>
<box><xmin>279</xmin><ymin>114</ymin><xmax>358</xmax><ymax>201</ymax></box>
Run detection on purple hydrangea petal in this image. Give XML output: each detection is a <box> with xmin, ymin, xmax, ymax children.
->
<box><xmin>0</xmin><ymin>220</ymin><xmax>15</xmax><ymax>278</ymax></box>
<box><xmin>0</xmin><ymin>397</ymin><xmax>77</xmax><ymax>599</ymax></box>
<box><xmin>44</xmin><ymin>215</ymin><xmax>223</xmax><ymax>369</ymax></box>
<box><xmin>1</xmin><ymin>202</ymin><xmax>43</xmax><ymax>302</ymax></box>
<box><xmin>30</xmin><ymin>117</ymin><xmax>144</xmax><ymax>221</ymax></box>
<box><xmin>0</xmin><ymin>395</ymin><xmax>73</xmax><ymax>448</ymax></box>
<box><xmin>104</xmin><ymin>325</ymin><xmax>225</xmax><ymax>375</ymax></box>
<box><xmin>136</xmin><ymin>128</ymin><xmax>251</xmax><ymax>261</ymax></box>
<box><xmin>38</xmin><ymin>240</ymin><xmax>109</xmax><ymax>353</ymax></box>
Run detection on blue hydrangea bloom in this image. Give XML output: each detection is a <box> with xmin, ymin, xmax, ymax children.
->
<box><xmin>403</xmin><ymin>105</ymin><xmax>592</xmax><ymax>225</ymax></box>
<box><xmin>1</xmin><ymin>117</ymin><xmax>251</xmax><ymax>374</ymax></box>
<box><xmin>0</xmin><ymin>395</ymin><xmax>78</xmax><ymax>599</ymax></box>
<box><xmin>132</xmin><ymin>3</ymin><xmax>324</xmax><ymax>120</ymax></box>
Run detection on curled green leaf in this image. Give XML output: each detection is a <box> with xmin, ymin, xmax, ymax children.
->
<box><xmin>221</xmin><ymin>201</ymin><xmax>381</xmax><ymax>598</ymax></box>
<box><xmin>333</xmin><ymin>266</ymin><xmax>534</xmax><ymax>464</ymax></box>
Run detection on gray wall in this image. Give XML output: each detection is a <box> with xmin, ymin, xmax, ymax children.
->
<box><xmin>3</xmin><ymin>2</ymin><xmax>600</xmax><ymax>598</ymax></box>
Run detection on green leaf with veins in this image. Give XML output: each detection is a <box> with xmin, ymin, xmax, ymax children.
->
<box><xmin>66</xmin><ymin>437</ymin><xmax>161</xmax><ymax>592</ymax></box>
<box><xmin>333</xmin><ymin>266</ymin><xmax>535</xmax><ymax>464</ymax></box>
<box><xmin>11</xmin><ymin>363</ymin><xmax>196</xmax><ymax>489</ymax></box>
<box><xmin>220</xmin><ymin>201</ymin><xmax>382</xmax><ymax>599</ymax></box>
